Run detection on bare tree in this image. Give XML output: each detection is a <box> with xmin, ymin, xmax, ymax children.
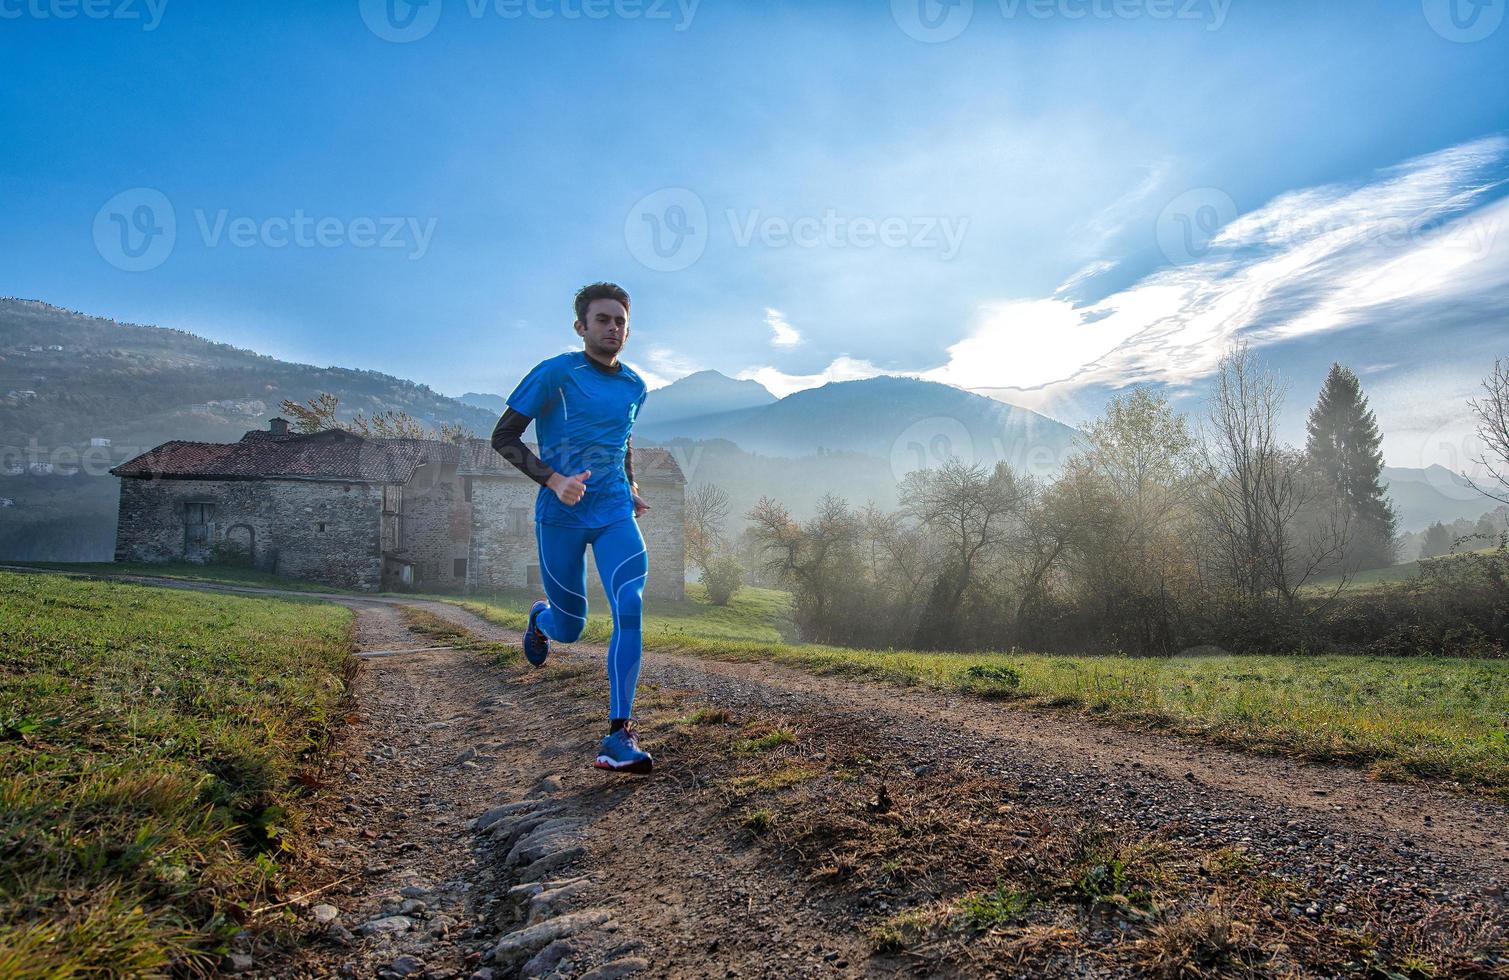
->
<box><xmin>746</xmin><ymin>494</ymin><xmax>859</xmax><ymax>642</ymax></box>
<box><xmin>684</xmin><ymin>482</ymin><xmax>732</xmax><ymax>575</ymax></box>
<box><xmin>1468</xmin><ymin>356</ymin><xmax>1509</xmax><ymax>504</ymax></box>
<box><xmin>279</xmin><ymin>392</ymin><xmax>473</xmax><ymax>443</ymax></box>
<box><xmin>899</xmin><ymin>458</ymin><xmax>1025</xmax><ymax>644</ymax></box>
<box><xmin>1199</xmin><ymin>344</ymin><xmax>1348</xmax><ymax>609</ymax></box>
<box><xmin>1062</xmin><ymin>387</ymin><xmax>1203</xmax><ymax>652</ymax></box>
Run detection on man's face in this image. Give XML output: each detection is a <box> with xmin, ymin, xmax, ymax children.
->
<box><xmin>575</xmin><ymin>298</ymin><xmax>629</xmax><ymax>357</ymax></box>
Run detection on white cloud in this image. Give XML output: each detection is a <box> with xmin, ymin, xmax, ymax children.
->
<box><xmin>766</xmin><ymin>308</ymin><xmax>802</xmax><ymax>347</ymax></box>
<box><xmin>736</xmin><ymin>356</ymin><xmax>891</xmax><ymax>398</ymax></box>
<box><xmin>925</xmin><ymin>135</ymin><xmax>1509</xmax><ymax>397</ymax></box>
<box><xmin>637</xmin><ymin>347</ymin><xmax>701</xmax><ymax>389</ymax></box>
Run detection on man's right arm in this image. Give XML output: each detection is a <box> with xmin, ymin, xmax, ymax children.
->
<box><xmin>491</xmin><ymin>408</ymin><xmax>557</xmax><ymax>488</ymax></box>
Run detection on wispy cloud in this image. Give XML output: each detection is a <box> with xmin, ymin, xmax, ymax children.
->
<box><xmin>736</xmin><ymin>356</ymin><xmax>885</xmax><ymax>398</ymax></box>
<box><xmin>727</xmin><ymin>136</ymin><xmax>1509</xmax><ymax>422</ymax></box>
<box><xmin>639</xmin><ymin>347</ymin><xmax>702</xmax><ymax>390</ymax></box>
<box><xmin>766</xmin><ymin>308</ymin><xmax>802</xmax><ymax>347</ymax></box>
<box><xmin>927</xmin><ymin>135</ymin><xmax>1509</xmax><ymax>396</ymax></box>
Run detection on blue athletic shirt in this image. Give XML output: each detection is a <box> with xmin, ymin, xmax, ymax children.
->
<box><xmin>504</xmin><ymin>350</ymin><xmax>648</xmax><ymax>528</ymax></box>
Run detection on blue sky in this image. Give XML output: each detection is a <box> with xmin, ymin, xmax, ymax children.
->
<box><xmin>2</xmin><ymin>0</ymin><xmax>1508</xmax><ymax>471</ymax></box>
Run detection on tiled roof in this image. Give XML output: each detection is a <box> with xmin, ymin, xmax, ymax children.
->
<box><xmin>110</xmin><ymin>429</ymin><xmax>448</xmax><ymax>483</ymax></box>
<box><xmin>110</xmin><ymin>430</ymin><xmax>685</xmax><ymax>485</ymax></box>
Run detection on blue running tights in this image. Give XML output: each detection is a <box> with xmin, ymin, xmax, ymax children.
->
<box><xmin>533</xmin><ymin>517</ymin><xmax>647</xmax><ymax>720</ymax></box>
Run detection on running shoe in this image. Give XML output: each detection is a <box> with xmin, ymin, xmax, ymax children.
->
<box><xmin>523</xmin><ymin>598</ymin><xmax>551</xmax><ymax>667</ymax></box>
<box><xmin>594</xmin><ymin>721</ymin><xmax>653</xmax><ymax>774</ymax></box>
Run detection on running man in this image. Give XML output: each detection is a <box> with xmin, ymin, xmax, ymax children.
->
<box><xmin>490</xmin><ymin>282</ymin><xmax>655</xmax><ymax>774</ymax></box>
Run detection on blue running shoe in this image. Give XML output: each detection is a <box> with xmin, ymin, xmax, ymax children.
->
<box><xmin>523</xmin><ymin>599</ymin><xmax>551</xmax><ymax>667</ymax></box>
<box><xmin>594</xmin><ymin>721</ymin><xmax>653</xmax><ymax>774</ymax></box>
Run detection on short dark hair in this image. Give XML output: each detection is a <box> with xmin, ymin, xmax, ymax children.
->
<box><xmin>574</xmin><ymin>282</ymin><xmax>630</xmax><ymax>324</ymax></box>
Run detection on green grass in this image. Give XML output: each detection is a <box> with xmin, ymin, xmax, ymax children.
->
<box><xmin>1</xmin><ymin>559</ymin><xmax>355</xmax><ymax>594</ymax></box>
<box><xmin>956</xmin><ymin>884</ymin><xmax>1035</xmax><ymax>929</ymax></box>
<box><xmin>440</xmin><ymin>582</ymin><xmax>797</xmax><ymax>647</ymax></box>
<box><xmin>0</xmin><ymin>570</ymin><xmax>355</xmax><ymax>977</ymax></box>
<box><xmin>736</xmin><ymin>727</ymin><xmax>798</xmax><ymax>753</ymax></box>
<box><xmin>449</xmin><ymin>587</ymin><xmax>1508</xmax><ymax>798</ymax></box>
<box><xmin>1306</xmin><ymin>547</ymin><xmax>1500</xmax><ymax>593</ymax></box>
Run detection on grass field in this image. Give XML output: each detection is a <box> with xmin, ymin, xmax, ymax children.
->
<box><xmin>0</xmin><ymin>570</ymin><xmax>354</xmax><ymax>977</ymax></box>
<box><xmin>451</xmin><ymin>587</ymin><xmax>1509</xmax><ymax>799</ymax></box>
<box><xmin>1305</xmin><ymin>546</ymin><xmax>1501</xmax><ymax>593</ymax></box>
<box><xmin>0</xmin><ymin>559</ymin><xmax>355</xmax><ymax>594</ymax></box>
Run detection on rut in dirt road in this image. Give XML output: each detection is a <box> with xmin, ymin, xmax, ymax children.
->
<box><xmin>259</xmin><ymin>598</ymin><xmax>879</xmax><ymax>980</ymax></box>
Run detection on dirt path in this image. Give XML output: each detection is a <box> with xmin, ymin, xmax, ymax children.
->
<box><xmin>9</xmin><ymin>566</ymin><xmax>1507</xmax><ymax>976</ymax></box>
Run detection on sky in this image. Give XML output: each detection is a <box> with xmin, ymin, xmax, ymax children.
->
<box><xmin>2</xmin><ymin>0</ymin><xmax>1508</xmax><ymax>474</ymax></box>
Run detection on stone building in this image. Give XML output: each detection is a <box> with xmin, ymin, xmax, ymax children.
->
<box><xmin>109</xmin><ymin>418</ymin><xmax>686</xmax><ymax>598</ymax></box>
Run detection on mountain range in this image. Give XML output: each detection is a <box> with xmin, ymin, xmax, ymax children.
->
<box><xmin>0</xmin><ymin>298</ymin><xmax>1498</xmax><ymax>562</ymax></box>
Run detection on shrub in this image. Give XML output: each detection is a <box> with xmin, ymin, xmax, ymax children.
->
<box><xmin>702</xmin><ymin>553</ymin><xmax>744</xmax><ymax>606</ymax></box>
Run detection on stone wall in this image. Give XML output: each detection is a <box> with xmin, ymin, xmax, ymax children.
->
<box><xmin>467</xmin><ymin>475</ymin><xmax>685</xmax><ymax>601</ymax></box>
<box><xmin>113</xmin><ymin>476</ymin><xmax>384</xmax><ymax>591</ymax></box>
<box><xmin>467</xmin><ymin>477</ymin><xmax>543</xmax><ymax>593</ymax></box>
<box><xmin>398</xmin><ymin>462</ymin><xmax>471</xmax><ymax>592</ymax></box>
<box><xmin>629</xmin><ymin>481</ymin><xmax>685</xmax><ymax>602</ymax></box>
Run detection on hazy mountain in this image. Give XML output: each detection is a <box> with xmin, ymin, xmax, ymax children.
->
<box><xmin>660</xmin><ymin>438</ymin><xmax>900</xmax><ymax>520</ymax></box>
<box><xmin>638</xmin><ymin>370</ymin><xmax>776</xmax><ymax>427</ymax></box>
<box><xmin>638</xmin><ymin>375</ymin><xmax>1081</xmax><ymax>480</ymax></box>
<box><xmin>1380</xmin><ymin>465</ymin><xmax>1503</xmax><ymax>531</ymax></box>
<box><xmin>0</xmin><ymin>298</ymin><xmax>501</xmax><ymax>560</ymax></box>
<box><xmin>458</xmin><ymin>391</ymin><xmax>506</xmax><ymax>415</ymax></box>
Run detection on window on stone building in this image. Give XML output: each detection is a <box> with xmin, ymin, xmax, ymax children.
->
<box><xmin>317</xmin><ymin>522</ymin><xmax>325</xmax><ymax>533</ymax></box>
<box><xmin>463</xmin><ymin>477</ymin><xmax>473</xmax><ymax>502</ymax></box>
<box><xmin>508</xmin><ymin>506</ymin><xmax>529</xmax><ymax>536</ymax></box>
<box><xmin>453</xmin><ymin>558</ymin><xmax>467</xmax><ymax>578</ymax></box>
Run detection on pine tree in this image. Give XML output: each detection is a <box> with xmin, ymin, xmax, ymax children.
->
<box><xmin>1305</xmin><ymin>364</ymin><xmax>1398</xmax><ymax>570</ymax></box>
<box><xmin>1421</xmin><ymin>521</ymin><xmax>1451</xmax><ymax>559</ymax></box>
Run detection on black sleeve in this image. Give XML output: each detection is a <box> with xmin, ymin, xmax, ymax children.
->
<box><xmin>491</xmin><ymin>408</ymin><xmax>556</xmax><ymax>488</ymax></box>
<box><xmin>625</xmin><ymin>436</ymin><xmax>636</xmax><ymax>490</ymax></box>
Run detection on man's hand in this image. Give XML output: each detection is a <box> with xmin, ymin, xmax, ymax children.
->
<box><xmin>632</xmin><ymin>485</ymin><xmax>651</xmax><ymax>519</ymax></box>
<box><xmin>548</xmin><ymin>470</ymin><xmax>591</xmax><ymax>505</ymax></box>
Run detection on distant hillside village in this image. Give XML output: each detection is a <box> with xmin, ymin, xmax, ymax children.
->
<box><xmin>108</xmin><ymin>418</ymin><xmax>687</xmax><ymax>598</ymax></box>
